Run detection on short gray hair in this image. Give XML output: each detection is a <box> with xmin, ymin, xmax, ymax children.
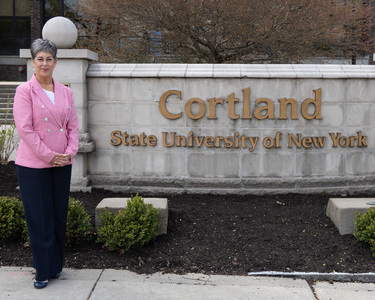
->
<box><xmin>30</xmin><ymin>39</ymin><xmax>57</xmax><ymax>60</ymax></box>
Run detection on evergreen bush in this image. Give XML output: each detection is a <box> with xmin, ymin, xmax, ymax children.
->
<box><xmin>97</xmin><ymin>194</ymin><xmax>159</xmax><ymax>252</ymax></box>
<box><xmin>354</xmin><ymin>207</ymin><xmax>375</xmax><ymax>256</ymax></box>
<box><xmin>0</xmin><ymin>196</ymin><xmax>93</xmax><ymax>246</ymax></box>
<box><xmin>0</xmin><ymin>196</ymin><xmax>27</xmax><ymax>240</ymax></box>
<box><xmin>66</xmin><ymin>197</ymin><xmax>94</xmax><ymax>246</ymax></box>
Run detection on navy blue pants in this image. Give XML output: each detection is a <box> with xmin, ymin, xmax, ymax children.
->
<box><xmin>17</xmin><ymin>165</ymin><xmax>72</xmax><ymax>281</ymax></box>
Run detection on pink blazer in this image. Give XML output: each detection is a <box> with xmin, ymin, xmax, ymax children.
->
<box><xmin>13</xmin><ymin>74</ymin><xmax>79</xmax><ymax>168</ymax></box>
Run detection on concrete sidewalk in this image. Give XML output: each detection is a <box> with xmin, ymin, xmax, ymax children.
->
<box><xmin>1</xmin><ymin>266</ymin><xmax>375</xmax><ymax>300</ymax></box>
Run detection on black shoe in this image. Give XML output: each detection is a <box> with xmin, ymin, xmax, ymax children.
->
<box><xmin>34</xmin><ymin>280</ymin><xmax>48</xmax><ymax>289</ymax></box>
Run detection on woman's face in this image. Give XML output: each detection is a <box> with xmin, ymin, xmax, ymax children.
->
<box><xmin>31</xmin><ymin>51</ymin><xmax>57</xmax><ymax>80</ymax></box>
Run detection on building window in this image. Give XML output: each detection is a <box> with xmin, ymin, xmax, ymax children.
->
<box><xmin>0</xmin><ymin>0</ymin><xmax>31</xmax><ymax>55</ymax></box>
<box><xmin>44</xmin><ymin>0</ymin><xmax>78</xmax><ymax>22</ymax></box>
<box><xmin>44</xmin><ymin>0</ymin><xmax>63</xmax><ymax>21</ymax></box>
<box><xmin>0</xmin><ymin>0</ymin><xmax>78</xmax><ymax>55</ymax></box>
<box><xmin>150</xmin><ymin>31</ymin><xmax>162</xmax><ymax>55</ymax></box>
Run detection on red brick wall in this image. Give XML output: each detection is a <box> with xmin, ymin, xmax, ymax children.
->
<box><xmin>30</xmin><ymin>0</ymin><xmax>43</xmax><ymax>41</ymax></box>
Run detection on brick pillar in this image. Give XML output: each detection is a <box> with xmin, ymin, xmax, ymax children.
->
<box><xmin>30</xmin><ymin>0</ymin><xmax>43</xmax><ymax>41</ymax></box>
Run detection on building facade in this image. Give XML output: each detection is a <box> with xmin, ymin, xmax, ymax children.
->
<box><xmin>0</xmin><ymin>0</ymin><xmax>77</xmax><ymax>81</ymax></box>
<box><xmin>1</xmin><ymin>0</ymin><xmax>374</xmax><ymax>82</ymax></box>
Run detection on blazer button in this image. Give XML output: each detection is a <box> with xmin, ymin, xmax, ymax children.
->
<box><xmin>60</xmin><ymin>128</ymin><xmax>63</xmax><ymax>132</ymax></box>
<box><xmin>48</xmin><ymin>129</ymin><xmax>51</xmax><ymax>133</ymax></box>
<box><xmin>41</xmin><ymin>105</ymin><xmax>45</xmax><ymax>109</ymax></box>
<box><xmin>44</xmin><ymin>117</ymin><xmax>48</xmax><ymax>121</ymax></box>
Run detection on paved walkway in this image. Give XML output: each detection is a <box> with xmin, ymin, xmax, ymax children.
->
<box><xmin>1</xmin><ymin>266</ymin><xmax>375</xmax><ymax>299</ymax></box>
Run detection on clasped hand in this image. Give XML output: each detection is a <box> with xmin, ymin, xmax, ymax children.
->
<box><xmin>50</xmin><ymin>153</ymin><xmax>71</xmax><ymax>167</ymax></box>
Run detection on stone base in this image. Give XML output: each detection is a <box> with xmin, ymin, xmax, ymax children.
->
<box><xmin>70</xmin><ymin>185</ymin><xmax>92</xmax><ymax>193</ymax></box>
<box><xmin>326</xmin><ymin>198</ymin><xmax>375</xmax><ymax>235</ymax></box>
<box><xmin>95</xmin><ymin>197</ymin><xmax>168</xmax><ymax>236</ymax></box>
<box><xmin>89</xmin><ymin>174</ymin><xmax>375</xmax><ymax>196</ymax></box>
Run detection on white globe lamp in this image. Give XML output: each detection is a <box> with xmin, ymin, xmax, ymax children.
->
<box><xmin>42</xmin><ymin>16</ymin><xmax>78</xmax><ymax>48</ymax></box>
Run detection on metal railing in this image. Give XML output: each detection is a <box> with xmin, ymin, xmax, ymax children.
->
<box><xmin>0</xmin><ymin>82</ymin><xmax>22</xmax><ymax>125</ymax></box>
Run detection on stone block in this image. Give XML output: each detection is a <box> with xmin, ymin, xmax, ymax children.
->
<box><xmin>262</xmin><ymin>153</ymin><xmax>295</xmax><ymax>177</ymax></box>
<box><xmin>321</xmin><ymin>104</ymin><xmax>344</xmax><ymax>127</ymax></box>
<box><xmin>89</xmin><ymin>102</ymin><xmax>130</xmax><ymax>126</ymax></box>
<box><xmin>187</xmin><ymin>153</ymin><xmax>239</xmax><ymax>177</ymax></box>
<box><xmin>296</xmin><ymin>79</ymin><xmax>345</xmax><ymax>104</ymax></box>
<box><xmin>347</xmin><ymin>103</ymin><xmax>375</xmax><ymax>126</ymax></box>
<box><xmin>296</xmin><ymin>152</ymin><xmax>327</xmax><ymax>176</ymax></box>
<box><xmin>68</xmin><ymin>83</ymin><xmax>88</xmax><ymax>108</ymax></box>
<box><xmin>132</xmin><ymin>103</ymin><xmax>158</xmax><ymax>126</ymax></box>
<box><xmin>346</xmin><ymin>152</ymin><xmax>375</xmax><ymax>176</ymax></box>
<box><xmin>88</xmin><ymin>150</ymin><xmax>132</xmax><ymax>175</ymax></box>
<box><xmin>326</xmin><ymin>198</ymin><xmax>375</xmax><ymax>235</ymax></box>
<box><xmin>347</xmin><ymin>80</ymin><xmax>375</xmax><ymax>103</ymax></box>
<box><xmin>54</xmin><ymin>59</ymin><xmax>89</xmax><ymax>83</ymax></box>
<box><xmin>132</xmin><ymin>151</ymin><xmax>186</xmax><ymax>177</ymax></box>
<box><xmin>95</xmin><ymin>197</ymin><xmax>168</xmax><ymax>236</ymax></box>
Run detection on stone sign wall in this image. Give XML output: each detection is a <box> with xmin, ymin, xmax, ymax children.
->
<box><xmin>85</xmin><ymin>64</ymin><xmax>375</xmax><ymax>195</ymax></box>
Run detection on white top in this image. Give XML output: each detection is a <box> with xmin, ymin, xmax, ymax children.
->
<box><xmin>86</xmin><ymin>63</ymin><xmax>375</xmax><ymax>79</ymax></box>
<box><xmin>43</xmin><ymin>89</ymin><xmax>55</xmax><ymax>105</ymax></box>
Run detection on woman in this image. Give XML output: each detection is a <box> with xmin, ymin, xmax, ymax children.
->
<box><xmin>13</xmin><ymin>39</ymin><xmax>79</xmax><ymax>289</ymax></box>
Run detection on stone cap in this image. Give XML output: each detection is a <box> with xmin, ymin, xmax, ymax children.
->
<box><xmin>328</xmin><ymin>198</ymin><xmax>375</xmax><ymax>209</ymax></box>
<box><xmin>96</xmin><ymin>197</ymin><xmax>168</xmax><ymax>210</ymax></box>
<box><xmin>86</xmin><ymin>63</ymin><xmax>375</xmax><ymax>79</ymax></box>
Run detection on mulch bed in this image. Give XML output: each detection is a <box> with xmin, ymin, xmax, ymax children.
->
<box><xmin>1</xmin><ymin>161</ymin><xmax>374</xmax><ymax>275</ymax></box>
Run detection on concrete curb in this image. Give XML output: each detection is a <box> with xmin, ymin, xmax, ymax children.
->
<box><xmin>248</xmin><ymin>271</ymin><xmax>375</xmax><ymax>283</ymax></box>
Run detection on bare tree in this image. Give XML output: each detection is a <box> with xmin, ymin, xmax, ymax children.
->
<box><xmin>77</xmin><ymin>0</ymin><xmax>375</xmax><ymax>63</ymax></box>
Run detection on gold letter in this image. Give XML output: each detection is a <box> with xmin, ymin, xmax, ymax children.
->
<box><xmin>302</xmin><ymin>137</ymin><xmax>313</xmax><ymax>148</ymax></box>
<box><xmin>226</xmin><ymin>93</ymin><xmax>240</xmax><ymax>120</ymax></box>
<box><xmin>129</xmin><ymin>134</ymin><xmax>140</xmax><ymax>146</ymax></box>
<box><xmin>185</xmin><ymin>98</ymin><xmax>206</xmax><ymax>120</ymax></box>
<box><xmin>163</xmin><ymin>132</ymin><xmax>175</xmax><ymax>147</ymax></box>
<box><xmin>242</xmin><ymin>88</ymin><xmax>251</xmax><ymax>119</ymax></box>
<box><xmin>147</xmin><ymin>135</ymin><xmax>157</xmax><ymax>146</ymax></box>
<box><xmin>278</xmin><ymin>98</ymin><xmax>298</xmax><ymax>120</ymax></box>
<box><xmin>207</xmin><ymin>98</ymin><xmax>224</xmax><ymax>119</ymax></box>
<box><xmin>358</xmin><ymin>131</ymin><xmax>367</xmax><ymax>147</ymax></box>
<box><xmin>176</xmin><ymin>135</ymin><xmax>187</xmax><ymax>147</ymax></box>
<box><xmin>111</xmin><ymin>131</ymin><xmax>122</xmax><ymax>146</ymax></box>
<box><xmin>288</xmin><ymin>133</ymin><xmax>302</xmax><ymax>148</ymax></box>
<box><xmin>329</xmin><ymin>132</ymin><xmax>340</xmax><ymax>147</ymax></box>
<box><xmin>204</xmin><ymin>136</ymin><xmax>215</xmax><ymax>147</ymax></box>
<box><xmin>254</xmin><ymin>98</ymin><xmax>275</xmax><ymax>120</ymax></box>
<box><xmin>224</xmin><ymin>136</ymin><xmax>233</xmax><ymax>148</ymax></box>
<box><xmin>301</xmin><ymin>88</ymin><xmax>322</xmax><ymax>120</ymax></box>
<box><xmin>159</xmin><ymin>90</ymin><xmax>182</xmax><ymax>120</ymax></box>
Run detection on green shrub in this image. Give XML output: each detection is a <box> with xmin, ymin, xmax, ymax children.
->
<box><xmin>97</xmin><ymin>194</ymin><xmax>159</xmax><ymax>252</ymax></box>
<box><xmin>66</xmin><ymin>197</ymin><xmax>94</xmax><ymax>246</ymax></box>
<box><xmin>354</xmin><ymin>207</ymin><xmax>375</xmax><ymax>256</ymax></box>
<box><xmin>0</xmin><ymin>196</ymin><xmax>27</xmax><ymax>240</ymax></box>
<box><xmin>0</xmin><ymin>196</ymin><xmax>93</xmax><ymax>245</ymax></box>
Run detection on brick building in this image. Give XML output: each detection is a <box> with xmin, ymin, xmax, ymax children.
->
<box><xmin>1</xmin><ymin>0</ymin><xmax>374</xmax><ymax>82</ymax></box>
<box><xmin>0</xmin><ymin>0</ymin><xmax>77</xmax><ymax>81</ymax></box>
